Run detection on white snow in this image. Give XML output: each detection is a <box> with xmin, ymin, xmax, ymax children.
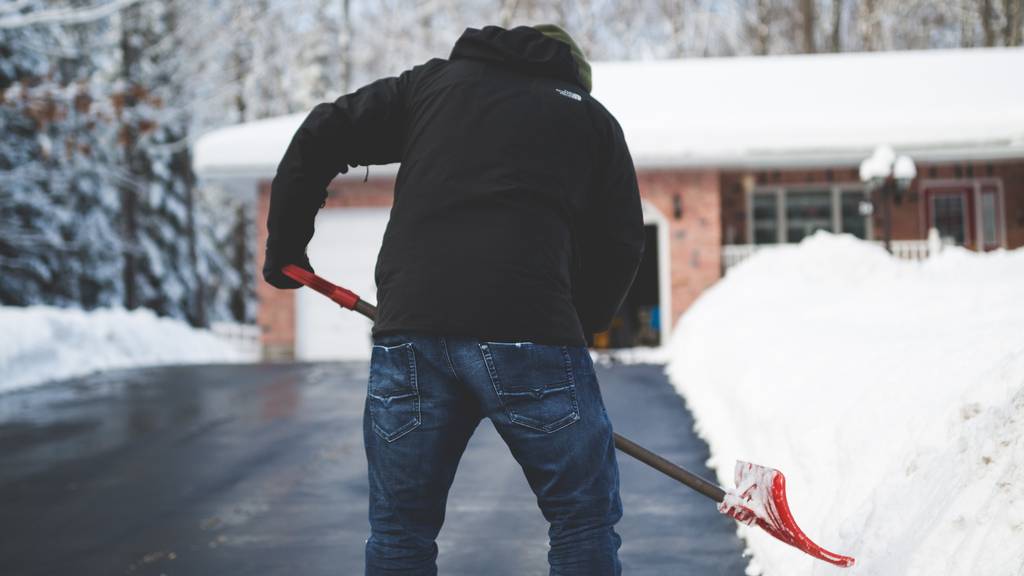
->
<box><xmin>858</xmin><ymin>145</ymin><xmax>896</xmax><ymax>181</ymax></box>
<box><xmin>0</xmin><ymin>305</ymin><xmax>252</xmax><ymax>394</ymax></box>
<box><xmin>667</xmin><ymin>233</ymin><xmax>1024</xmax><ymax>575</ymax></box>
<box><xmin>193</xmin><ymin>112</ymin><xmax>304</xmax><ymax>178</ymax></box>
<box><xmin>194</xmin><ymin>48</ymin><xmax>1024</xmax><ymax>177</ymax></box>
<box><xmin>192</xmin><ymin>112</ymin><xmax>400</xmax><ymax>179</ymax></box>
<box><xmin>591</xmin><ymin>346</ymin><xmax>670</xmax><ymax>366</ymax></box>
<box><xmin>596</xmin><ymin>48</ymin><xmax>1024</xmax><ymax>167</ymax></box>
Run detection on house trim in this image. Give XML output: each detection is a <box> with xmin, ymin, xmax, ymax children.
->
<box><xmin>746</xmin><ymin>182</ymin><xmax>872</xmax><ymax>244</ymax></box>
<box><xmin>919</xmin><ymin>177</ymin><xmax>1006</xmax><ymax>249</ymax></box>
<box><xmin>640</xmin><ymin>199</ymin><xmax>672</xmax><ymax>347</ymax></box>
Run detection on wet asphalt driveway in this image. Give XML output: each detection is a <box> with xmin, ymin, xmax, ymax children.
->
<box><xmin>0</xmin><ymin>361</ymin><xmax>747</xmax><ymax>576</ymax></box>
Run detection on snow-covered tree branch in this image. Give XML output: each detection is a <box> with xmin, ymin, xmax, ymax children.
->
<box><xmin>2</xmin><ymin>0</ymin><xmax>1021</xmax><ymax>326</ymax></box>
<box><xmin>0</xmin><ymin>0</ymin><xmax>147</xmax><ymax>29</ymax></box>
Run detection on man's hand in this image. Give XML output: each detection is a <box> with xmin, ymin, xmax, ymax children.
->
<box><xmin>263</xmin><ymin>250</ymin><xmax>314</xmax><ymax>289</ymax></box>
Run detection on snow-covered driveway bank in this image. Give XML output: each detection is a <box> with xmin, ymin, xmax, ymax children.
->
<box><xmin>0</xmin><ymin>306</ymin><xmax>252</xmax><ymax>393</ymax></box>
<box><xmin>668</xmin><ymin>233</ymin><xmax>1024</xmax><ymax>575</ymax></box>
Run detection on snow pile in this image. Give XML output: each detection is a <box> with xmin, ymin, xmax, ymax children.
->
<box><xmin>0</xmin><ymin>305</ymin><xmax>252</xmax><ymax>393</ymax></box>
<box><xmin>667</xmin><ymin>233</ymin><xmax>1024</xmax><ymax>575</ymax></box>
<box><xmin>592</xmin><ymin>346</ymin><xmax>670</xmax><ymax>366</ymax></box>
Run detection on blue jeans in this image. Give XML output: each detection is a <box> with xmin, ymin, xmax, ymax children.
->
<box><xmin>364</xmin><ymin>333</ymin><xmax>622</xmax><ymax>575</ymax></box>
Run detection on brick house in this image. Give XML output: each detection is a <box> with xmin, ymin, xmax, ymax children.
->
<box><xmin>195</xmin><ymin>47</ymin><xmax>1024</xmax><ymax>360</ymax></box>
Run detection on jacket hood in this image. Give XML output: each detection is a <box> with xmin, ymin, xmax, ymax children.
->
<box><xmin>450</xmin><ymin>25</ymin><xmax>589</xmax><ymax>93</ymax></box>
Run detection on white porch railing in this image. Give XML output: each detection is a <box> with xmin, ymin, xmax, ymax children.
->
<box><xmin>884</xmin><ymin>240</ymin><xmax>931</xmax><ymax>261</ymax></box>
<box><xmin>211</xmin><ymin>322</ymin><xmax>262</xmax><ymax>360</ymax></box>
<box><xmin>722</xmin><ymin>244</ymin><xmax>764</xmax><ymax>270</ymax></box>
<box><xmin>722</xmin><ymin>229</ymin><xmax>951</xmax><ymax>273</ymax></box>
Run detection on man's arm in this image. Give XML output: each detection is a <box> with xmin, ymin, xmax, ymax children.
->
<box><xmin>263</xmin><ymin>72</ymin><xmax>411</xmax><ymax>288</ymax></box>
<box><xmin>573</xmin><ymin>115</ymin><xmax>645</xmax><ymax>333</ymax></box>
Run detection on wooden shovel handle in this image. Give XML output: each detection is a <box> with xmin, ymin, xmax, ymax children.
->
<box><xmin>281</xmin><ymin>266</ymin><xmax>727</xmax><ymax>503</ymax></box>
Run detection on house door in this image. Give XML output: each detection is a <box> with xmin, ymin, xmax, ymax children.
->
<box><xmin>923</xmin><ymin>180</ymin><xmax>1004</xmax><ymax>250</ymax></box>
<box><xmin>594</xmin><ymin>224</ymin><xmax>661</xmax><ymax>348</ymax></box>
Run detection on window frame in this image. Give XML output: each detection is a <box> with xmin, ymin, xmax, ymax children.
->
<box><xmin>918</xmin><ymin>178</ymin><xmax>1006</xmax><ymax>250</ymax></box>
<box><xmin>746</xmin><ymin>182</ymin><xmax>872</xmax><ymax>244</ymax></box>
<box><xmin>927</xmin><ymin>188</ymin><xmax>970</xmax><ymax>246</ymax></box>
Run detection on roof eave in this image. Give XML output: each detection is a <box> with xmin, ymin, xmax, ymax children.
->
<box><xmin>195</xmin><ymin>144</ymin><xmax>1024</xmax><ymax>181</ymax></box>
<box><xmin>631</xmin><ymin>142</ymin><xmax>1024</xmax><ymax>171</ymax></box>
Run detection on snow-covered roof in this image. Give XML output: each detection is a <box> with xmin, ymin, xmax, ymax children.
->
<box><xmin>194</xmin><ymin>47</ymin><xmax>1024</xmax><ymax>178</ymax></box>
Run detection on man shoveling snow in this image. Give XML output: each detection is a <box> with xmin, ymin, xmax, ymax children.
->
<box><xmin>264</xmin><ymin>25</ymin><xmax>644</xmax><ymax>575</ymax></box>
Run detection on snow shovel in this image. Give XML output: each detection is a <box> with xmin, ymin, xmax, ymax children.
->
<box><xmin>281</xmin><ymin>264</ymin><xmax>855</xmax><ymax>568</ymax></box>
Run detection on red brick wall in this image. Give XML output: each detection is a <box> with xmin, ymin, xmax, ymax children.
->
<box><xmin>255</xmin><ymin>181</ymin><xmax>297</xmax><ymax>359</ymax></box>
<box><xmin>254</xmin><ymin>159</ymin><xmax>1022</xmax><ymax>356</ymax></box>
<box><xmin>718</xmin><ymin>160</ymin><xmax>1024</xmax><ymax>249</ymax></box>
<box><xmin>1002</xmin><ymin>162</ymin><xmax>1024</xmax><ymax>248</ymax></box>
<box><xmin>637</xmin><ymin>170</ymin><xmax>722</xmax><ymax>324</ymax></box>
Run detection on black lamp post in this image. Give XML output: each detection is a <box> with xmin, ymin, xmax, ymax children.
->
<box><xmin>860</xmin><ymin>146</ymin><xmax>916</xmax><ymax>254</ymax></box>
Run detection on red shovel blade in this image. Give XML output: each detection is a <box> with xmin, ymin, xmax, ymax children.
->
<box><xmin>718</xmin><ymin>461</ymin><xmax>855</xmax><ymax>568</ymax></box>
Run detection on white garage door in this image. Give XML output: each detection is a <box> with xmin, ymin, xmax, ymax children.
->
<box><xmin>295</xmin><ymin>207</ymin><xmax>390</xmax><ymax>360</ymax></box>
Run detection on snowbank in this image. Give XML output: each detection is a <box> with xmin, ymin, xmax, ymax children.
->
<box><xmin>668</xmin><ymin>233</ymin><xmax>1024</xmax><ymax>575</ymax></box>
<box><xmin>0</xmin><ymin>305</ymin><xmax>252</xmax><ymax>394</ymax></box>
<box><xmin>592</xmin><ymin>346</ymin><xmax>670</xmax><ymax>366</ymax></box>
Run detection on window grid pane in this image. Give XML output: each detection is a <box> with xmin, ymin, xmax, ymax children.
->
<box><xmin>982</xmin><ymin>192</ymin><xmax>997</xmax><ymax>246</ymax></box>
<box><xmin>752</xmin><ymin>193</ymin><xmax>778</xmax><ymax>244</ymax></box>
<box><xmin>785</xmin><ymin>190</ymin><xmax>832</xmax><ymax>243</ymax></box>
<box><xmin>840</xmin><ymin>191</ymin><xmax>868</xmax><ymax>239</ymax></box>
<box><xmin>932</xmin><ymin>194</ymin><xmax>966</xmax><ymax>245</ymax></box>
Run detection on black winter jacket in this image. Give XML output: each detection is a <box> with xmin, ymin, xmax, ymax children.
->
<box><xmin>265</xmin><ymin>25</ymin><xmax>645</xmax><ymax>346</ymax></box>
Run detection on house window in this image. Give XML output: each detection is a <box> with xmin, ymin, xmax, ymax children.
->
<box><xmin>786</xmin><ymin>190</ymin><xmax>832</xmax><ymax>242</ymax></box>
<box><xmin>749</xmin><ymin>185</ymin><xmax>869</xmax><ymax>244</ymax></box>
<box><xmin>840</xmin><ymin>192</ymin><xmax>869</xmax><ymax>239</ymax></box>
<box><xmin>980</xmin><ymin>186</ymin><xmax>1004</xmax><ymax>249</ymax></box>
<box><xmin>752</xmin><ymin>193</ymin><xmax>779</xmax><ymax>244</ymax></box>
<box><xmin>981</xmin><ymin>192</ymin><xmax>997</xmax><ymax>246</ymax></box>
<box><xmin>930</xmin><ymin>193</ymin><xmax>967</xmax><ymax>245</ymax></box>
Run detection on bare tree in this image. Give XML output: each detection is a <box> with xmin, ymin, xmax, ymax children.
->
<box><xmin>960</xmin><ymin>0</ymin><xmax>978</xmax><ymax>46</ymax></box>
<box><xmin>744</xmin><ymin>0</ymin><xmax>777</xmax><ymax>54</ymax></box>
<box><xmin>830</xmin><ymin>0</ymin><xmax>843</xmax><ymax>51</ymax></box>
<box><xmin>857</xmin><ymin>0</ymin><xmax>881</xmax><ymax>50</ymax></box>
<box><xmin>117</xmin><ymin>0</ymin><xmax>142</xmax><ymax>310</ymax></box>
<box><xmin>340</xmin><ymin>0</ymin><xmax>352</xmax><ymax>93</ymax></box>
<box><xmin>799</xmin><ymin>0</ymin><xmax>817</xmax><ymax>52</ymax></box>
<box><xmin>657</xmin><ymin>0</ymin><xmax>689</xmax><ymax>57</ymax></box>
<box><xmin>498</xmin><ymin>0</ymin><xmax>521</xmax><ymax>27</ymax></box>
<box><xmin>498</xmin><ymin>0</ymin><xmax>562</xmax><ymax>27</ymax></box>
<box><xmin>980</xmin><ymin>0</ymin><xmax>997</xmax><ymax>45</ymax></box>
<box><xmin>1003</xmin><ymin>0</ymin><xmax>1023</xmax><ymax>44</ymax></box>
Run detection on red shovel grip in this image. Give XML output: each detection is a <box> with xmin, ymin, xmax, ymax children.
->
<box><xmin>281</xmin><ymin>264</ymin><xmax>360</xmax><ymax>310</ymax></box>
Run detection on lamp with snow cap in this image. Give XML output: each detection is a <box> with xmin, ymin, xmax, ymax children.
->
<box><xmin>860</xmin><ymin>145</ymin><xmax>916</xmax><ymax>253</ymax></box>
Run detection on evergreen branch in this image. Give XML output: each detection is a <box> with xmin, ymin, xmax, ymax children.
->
<box><xmin>0</xmin><ymin>0</ymin><xmax>34</xmax><ymax>16</ymax></box>
<box><xmin>0</xmin><ymin>0</ymin><xmax>148</xmax><ymax>29</ymax></box>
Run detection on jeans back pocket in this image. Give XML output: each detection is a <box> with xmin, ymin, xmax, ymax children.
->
<box><xmin>368</xmin><ymin>342</ymin><xmax>421</xmax><ymax>442</ymax></box>
<box><xmin>479</xmin><ymin>342</ymin><xmax>580</xmax><ymax>433</ymax></box>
